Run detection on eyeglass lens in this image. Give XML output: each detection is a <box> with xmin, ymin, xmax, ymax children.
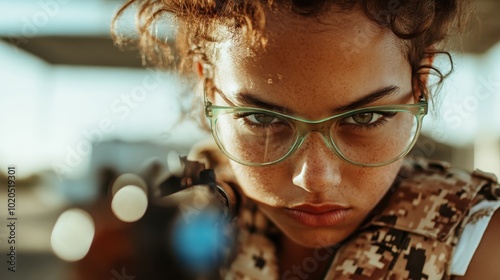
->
<box><xmin>213</xmin><ymin>110</ymin><xmax>418</xmax><ymax>165</ymax></box>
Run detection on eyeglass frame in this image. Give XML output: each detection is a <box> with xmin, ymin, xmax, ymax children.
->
<box><xmin>203</xmin><ymin>78</ymin><xmax>428</xmax><ymax>167</ymax></box>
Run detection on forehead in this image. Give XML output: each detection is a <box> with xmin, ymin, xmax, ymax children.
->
<box><xmin>212</xmin><ymin>8</ymin><xmax>411</xmax><ymax>117</ymax></box>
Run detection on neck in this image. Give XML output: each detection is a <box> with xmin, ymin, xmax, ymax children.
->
<box><xmin>278</xmin><ymin>234</ymin><xmax>334</xmax><ymax>280</ymax></box>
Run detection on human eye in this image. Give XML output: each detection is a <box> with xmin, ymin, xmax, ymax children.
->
<box><xmin>234</xmin><ymin>112</ymin><xmax>287</xmax><ymax>128</ymax></box>
<box><xmin>341</xmin><ymin>111</ymin><xmax>397</xmax><ymax>129</ymax></box>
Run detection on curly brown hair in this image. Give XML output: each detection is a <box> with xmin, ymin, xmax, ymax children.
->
<box><xmin>113</xmin><ymin>0</ymin><xmax>471</xmax><ymax>99</ymax></box>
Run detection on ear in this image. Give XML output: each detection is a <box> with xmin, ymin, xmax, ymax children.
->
<box><xmin>195</xmin><ymin>61</ymin><xmax>204</xmax><ymax>78</ymax></box>
<box><xmin>194</xmin><ymin>61</ymin><xmax>216</xmax><ymax>103</ymax></box>
<box><xmin>413</xmin><ymin>47</ymin><xmax>436</xmax><ymax>101</ymax></box>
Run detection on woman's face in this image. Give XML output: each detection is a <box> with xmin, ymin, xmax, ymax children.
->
<box><xmin>210</xmin><ymin>8</ymin><xmax>416</xmax><ymax>247</ymax></box>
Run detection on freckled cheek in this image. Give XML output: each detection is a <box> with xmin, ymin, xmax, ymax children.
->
<box><xmin>229</xmin><ymin>162</ymin><xmax>292</xmax><ymax>205</ymax></box>
<box><xmin>350</xmin><ymin>164</ymin><xmax>401</xmax><ymax>209</ymax></box>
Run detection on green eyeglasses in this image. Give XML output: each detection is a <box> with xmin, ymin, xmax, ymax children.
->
<box><xmin>204</xmin><ymin>79</ymin><xmax>428</xmax><ymax>167</ymax></box>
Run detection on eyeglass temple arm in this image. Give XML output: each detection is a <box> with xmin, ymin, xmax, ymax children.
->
<box><xmin>203</xmin><ymin>78</ymin><xmax>238</xmax><ymax>108</ymax></box>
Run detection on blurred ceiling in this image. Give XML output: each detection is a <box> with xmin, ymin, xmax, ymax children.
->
<box><xmin>1</xmin><ymin>0</ymin><xmax>500</xmax><ymax>68</ymax></box>
<box><xmin>9</xmin><ymin>36</ymin><xmax>144</xmax><ymax>68</ymax></box>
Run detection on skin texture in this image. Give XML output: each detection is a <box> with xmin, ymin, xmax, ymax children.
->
<box><xmin>210</xmin><ymin>8</ymin><xmax>415</xmax><ymax>248</ymax></box>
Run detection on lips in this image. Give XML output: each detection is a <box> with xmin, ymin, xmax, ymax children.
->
<box><xmin>283</xmin><ymin>203</ymin><xmax>351</xmax><ymax>227</ymax></box>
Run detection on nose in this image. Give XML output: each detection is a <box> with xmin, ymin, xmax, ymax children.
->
<box><xmin>291</xmin><ymin>132</ymin><xmax>343</xmax><ymax>194</ymax></box>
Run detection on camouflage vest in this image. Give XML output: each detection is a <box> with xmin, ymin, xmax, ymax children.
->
<box><xmin>323</xmin><ymin>158</ymin><xmax>500</xmax><ymax>279</ymax></box>
<box><xmin>221</xmin><ymin>157</ymin><xmax>500</xmax><ymax>280</ymax></box>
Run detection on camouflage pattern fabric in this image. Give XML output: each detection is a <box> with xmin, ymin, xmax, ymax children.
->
<box><xmin>222</xmin><ymin>203</ymin><xmax>280</xmax><ymax>280</ymax></box>
<box><xmin>211</xmin><ymin>155</ymin><xmax>500</xmax><ymax>279</ymax></box>
<box><xmin>324</xmin><ymin>158</ymin><xmax>499</xmax><ymax>280</ymax></box>
<box><xmin>325</xmin><ymin>227</ymin><xmax>452</xmax><ymax>279</ymax></box>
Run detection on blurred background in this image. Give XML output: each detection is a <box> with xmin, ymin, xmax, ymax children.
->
<box><xmin>0</xmin><ymin>0</ymin><xmax>499</xmax><ymax>279</ymax></box>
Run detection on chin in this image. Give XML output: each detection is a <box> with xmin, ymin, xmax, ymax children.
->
<box><xmin>282</xmin><ymin>226</ymin><xmax>352</xmax><ymax>248</ymax></box>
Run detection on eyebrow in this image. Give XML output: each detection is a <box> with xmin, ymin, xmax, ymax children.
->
<box><xmin>235</xmin><ymin>93</ymin><xmax>294</xmax><ymax>114</ymax></box>
<box><xmin>233</xmin><ymin>85</ymin><xmax>401</xmax><ymax>114</ymax></box>
<box><xmin>332</xmin><ymin>86</ymin><xmax>401</xmax><ymax>112</ymax></box>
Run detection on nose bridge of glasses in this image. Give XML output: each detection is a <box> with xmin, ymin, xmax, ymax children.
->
<box><xmin>294</xmin><ymin>121</ymin><xmax>335</xmax><ymax>150</ymax></box>
<box><xmin>294</xmin><ymin>118</ymin><xmax>334</xmax><ymax>136</ymax></box>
